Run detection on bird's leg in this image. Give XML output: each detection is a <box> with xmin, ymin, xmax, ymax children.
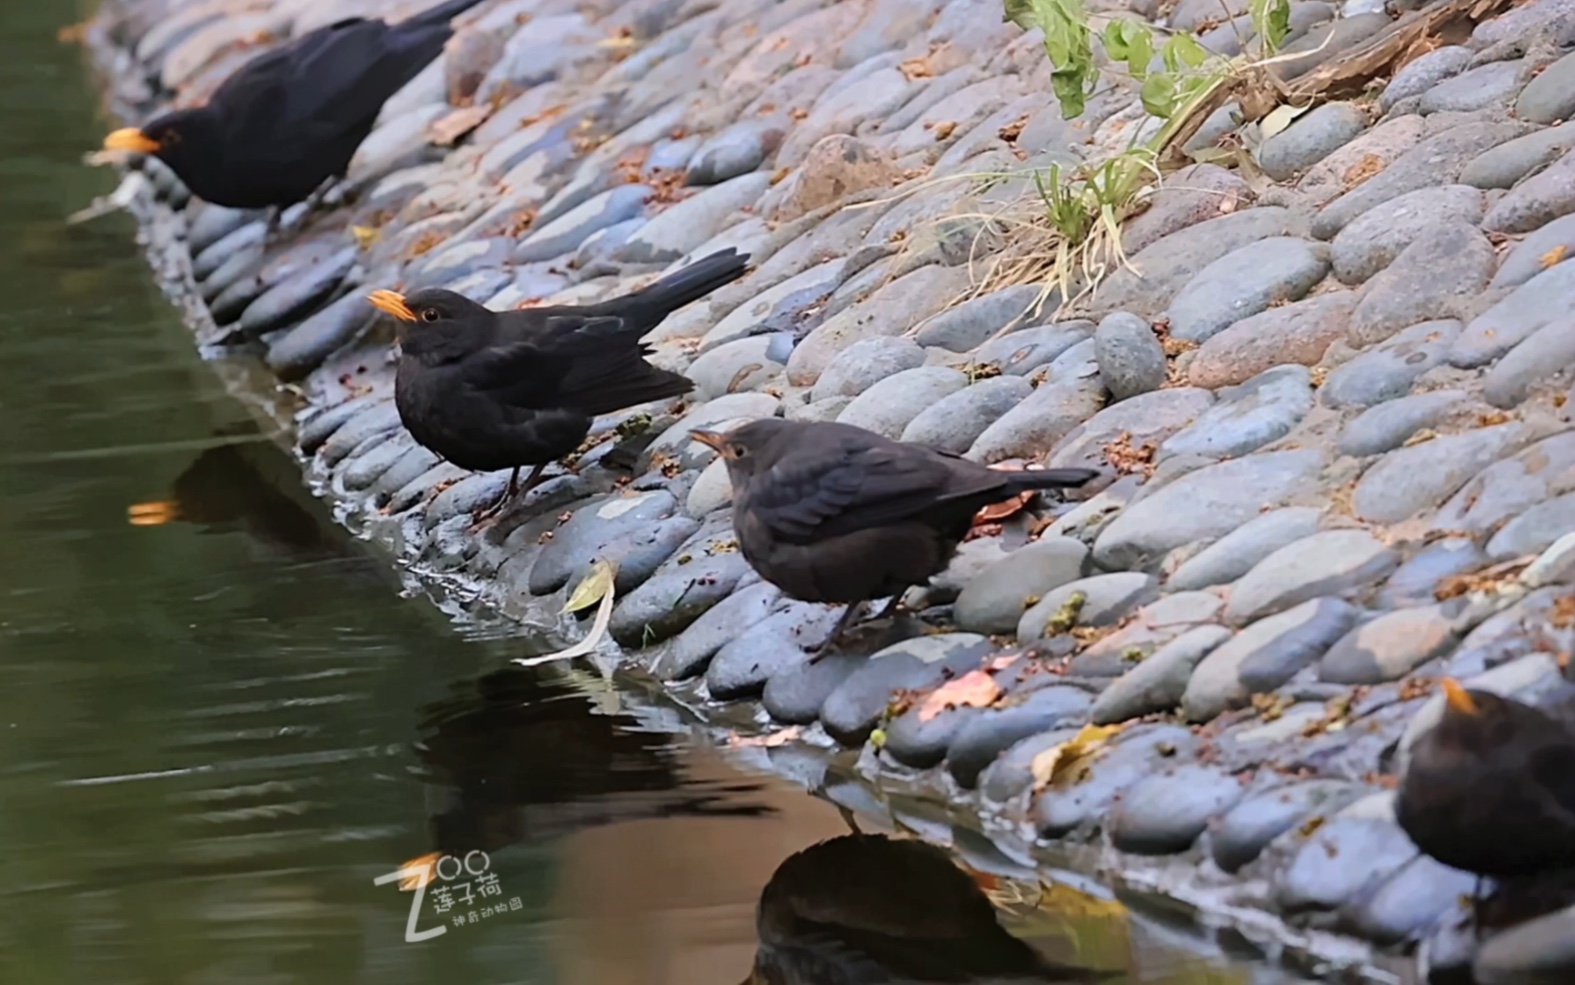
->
<box><xmin>836</xmin><ymin>804</ymin><xmax>863</xmax><ymax>835</ymax></box>
<box><xmin>469</xmin><ymin>464</ymin><xmax>547</xmax><ymax>526</ymax></box>
<box><xmin>809</xmin><ymin>602</ymin><xmax>868</xmax><ymax>663</ymax></box>
<box><xmin>872</xmin><ymin>596</ymin><xmax>902</xmax><ymax>621</ymax></box>
<box><xmin>261</xmin><ymin>207</ymin><xmax>282</xmax><ymax>246</ymax></box>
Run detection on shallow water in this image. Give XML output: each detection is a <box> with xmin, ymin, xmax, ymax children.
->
<box><xmin>0</xmin><ymin>2</ymin><xmax>1310</xmax><ymax>982</ymax></box>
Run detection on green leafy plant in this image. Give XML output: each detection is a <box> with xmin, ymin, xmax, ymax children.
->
<box><xmin>1004</xmin><ymin>0</ymin><xmax>1096</xmax><ymax>118</ymax></box>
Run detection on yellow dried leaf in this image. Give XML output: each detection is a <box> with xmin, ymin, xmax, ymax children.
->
<box><xmin>1029</xmin><ymin>723</ymin><xmax>1125</xmax><ymax>790</ymax></box>
<box><xmin>916</xmin><ymin>670</ymin><xmax>1003</xmax><ymax>721</ymax></box>
<box><xmin>727</xmin><ymin>726</ymin><xmax>804</xmax><ymax>747</ymax></box>
<box><xmin>1259</xmin><ymin>102</ymin><xmax>1312</xmax><ymax>139</ymax></box>
<box><xmin>563</xmin><ymin>559</ymin><xmax>617</xmax><ymax>613</ymax></box>
<box><xmin>349</xmin><ymin>225</ymin><xmax>380</xmax><ymax>250</ymax></box>
<box><xmin>1541</xmin><ymin>244</ymin><xmax>1569</xmax><ymax>270</ymax></box>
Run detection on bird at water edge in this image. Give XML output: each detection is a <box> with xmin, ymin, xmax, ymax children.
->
<box><xmin>101</xmin><ymin>0</ymin><xmax>489</xmax><ymax>234</ymax></box>
<box><xmin>690</xmin><ymin>419</ymin><xmax>1099</xmax><ymax>654</ymax></box>
<box><xmin>367</xmin><ymin>248</ymin><xmax>751</xmax><ymax>522</ymax></box>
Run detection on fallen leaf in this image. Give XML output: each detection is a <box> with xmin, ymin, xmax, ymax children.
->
<box><xmin>427</xmin><ymin>105</ymin><xmax>491</xmax><ymax>146</ymax></box>
<box><xmin>917</xmin><ymin>670</ymin><xmax>1002</xmax><ymax>721</ymax></box>
<box><xmin>1259</xmin><ymin>102</ymin><xmax>1313</xmax><ymax>139</ymax></box>
<box><xmin>1029</xmin><ymin>723</ymin><xmax>1125</xmax><ymax>789</ymax></box>
<box><xmin>1541</xmin><ymin>244</ymin><xmax>1569</xmax><ymax>270</ymax></box>
<box><xmin>973</xmin><ymin>490</ymin><xmax>1032</xmax><ymax>524</ymax></box>
<box><xmin>727</xmin><ymin>726</ymin><xmax>804</xmax><ymax>747</ymax></box>
<box><xmin>563</xmin><ymin>559</ymin><xmax>617</xmax><ymax>613</ymax></box>
<box><xmin>349</xmin><ymin>225</ymin><xmax>381</xmax><ymax>250</ymax></box>
<box><xmin>512</xmin><ymin>561</ymin><xmax>618</xmax><ymax>667</ymax></box>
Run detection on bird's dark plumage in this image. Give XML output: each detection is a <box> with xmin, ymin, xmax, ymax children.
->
<box><xmin>371</xmin><ymin>248</ymin><xmax>750</xmax><ymax>516</ymax></box>
<box><xmin>103</xmin><ymin>0</ymin><xmax>487</xmax><ymax>210</ymax></box>
<box><xmin>1397</xmin><ymin>679</ymin><xmax>1575</xmax><ymax>879</ymax></box>
<box><xmin>693</xmin><ymin>419</ymin><xmax>1098</xmax><ymax>645</ymax></box>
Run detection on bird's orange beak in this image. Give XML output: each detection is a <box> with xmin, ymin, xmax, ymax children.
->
<box><xmin>689</xmin><ymin>428</ymin><xmax>727</xmax><ymax>452</ymax></box>
<box><xmin>1441</xmin><ymin>678</ymin><xmax>1478</xmax><ymax>716</ymax></box>
<box><xmin>367</xmin><ymin>289</ymin><xmax>417</xmax><ymax>322</ymax></box>
<box><xmin>103</xmin><ymin>127</ymin><xmax>161</xmax><ymax>154</ymax></box>
<box><xmin>127</xmin><ymin>500</ymin><xmax>180</xmax><ymax>526</ymax></box>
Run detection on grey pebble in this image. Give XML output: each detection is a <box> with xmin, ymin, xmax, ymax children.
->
<box><xmin>1494</xmin><ymin>212</ymin><xmax>1575</xmax><ymax>288</ymax></box>
<box><xmin>1329</xmin><ymin>184</ymin><xmax>1484</xmax><ymax>285</ymax></box>
<box><xmin>1338</xmin><ymin>390</ymin><xmax>1469</xmax><ymax>457</ymax></box>
<box><xmin>1516</xmin><ymin>48</ymin><xmax>1575</xmax><ymax>124</ymax></box>
<box><xmin>811</xmin><ymin>335</ymin><xmax>927</xmax><ymax>402</ymax></box>
<box><xmin>1182</xmin><ymin>597</ymin><xmax>1358</xmax><ymax>721</ymax></box>
<box><xmin>706</xmin><ymin>604</ymin><xmax>843</xmax><ymax>701</ymax></box>
<box><xmin>1319</xmin><ymin>604</ymin><xmax>1461</xmax><ymax>684</ymax></box>
<box><xmin>953</xmin><ymin>537</ymin><xmax>1089</xmax><ymax>635</ymax></box>
<box><xmin>944</xmin><ymin>686</ymin><xmax>1094</xmax><ymax>788</ymax></box>
<box><xmin>1093</xmin><ymin>311</ymin><xmax>1167</xmax><ymax>400</ymax></box>
<box><xmin>1090</xmin><ymin>625</ymin><xmax>1232</xmax><ymax>724</ymax></box>
<box><xmin>1347</xmin><ymin>221</ymin><xmax>1496</xmax><ymax>347</ymax></box>
<box><xmin>1257</xmin><ymin>102</ymin><xmax>1366</xmax><ymax>181</ymax></box>
<box><xmin>1015</xmin><ymin>572</ymin><xmax>1160</xmax><ymax>642</ymax></box>
<box><xmin>1321</xmin><ymin>319</ymin><xmax>1461</xmax><ymax>409</ymax></box>
<box><xmin>656</xmin><ymin>581</ymin><xmax>782</xmax><ymax>681</ymax></box>
<box><xmin>1109</xmin><ymin>765</ymin><xmax>1244</xmax><ymax>855</ymax></box>
<box><xmin>1452</xmin><ymin>260</ymin><xmax>1575</xmax><ymax>368</ymax></box>
<box><xmin>1165</xmin><ymin>237</ymin><xmax>1330</xmax><ymax>344</ymax></box>
<box><xmin>1211</xmin><ymin>780</ymin><xmax>1367</xmax><ymax>873</ymax></box>
<box><xmin>1225</xmin><ymin>529</ymin><xmax>1398</xmax><ymax>625</ymax></box>
<box><xmin>1033</xmin><ymin>723</ymin><xmax>1199</xmax><ymax>838</ymax></box>
<box><xmin>836</xmin><ymin>366</ymin><xmax>969</xmax><ymax>438</ymax></box>
<box><xmin>1160</xmin><ymin>365</ymin><xmax>1314</xmax><ymax>461</ymax></box>
<box><xmin>1417</xmin><ymin>59</ymin><xmax>1526</xmax><ymax>115</ymax></box>
<box><xmin>1380</xmin><ymin>46</ymin><xmax>1472</xmax><ymax>111</ymax></box>
<box><xmin>1167</xmin><ymin>507</ymin><xmax>1324</xmax><ymax>592</ymax></box>
<box><xmin>914</xmin><ymin>285</ymin><xmax>1040</xmax><ymax>352</ymax></box>
<box><xmin>1352</xmin><ymin>422</ymin><xmax>1529</xmax><ymax>524</ymax></box>
<box><xmin>900</xmin><ymin>376</ymin><xmax>1033</xmax><ymax>453</ymax></box>
<box><xmin>820</xmin><ymin>634</ymin><xmax>995</xmax><ymax>745</ymax></box>
<box><xmin>972</xmin><ymin>322</ymin><xmax>1093</xmax><ymax>376</ymax></box>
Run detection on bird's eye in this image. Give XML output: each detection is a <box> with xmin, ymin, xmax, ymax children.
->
<box><xmin>161</xmin><ymin>131</ymin><xmax>181</xmax><ymax>147</ymax></box>
<box><xmin>728</xmin><ymin>444</ymin><xmax>747</xmax><ymax>459</ymax></box>
<box><xmin>420</xmin><ymin>308</ymin><xmax>439</xmax><ymax>323</ymax></box>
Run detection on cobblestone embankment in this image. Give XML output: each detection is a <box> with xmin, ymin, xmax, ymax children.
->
<box><xmin>84</xmin><ymin>0</ymin><xmax>1575</xmax><ymax>979</ymax></box>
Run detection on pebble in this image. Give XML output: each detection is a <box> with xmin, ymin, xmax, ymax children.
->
<box><xmin>656</xmin><ymin>581</ymin><xmax>782</xmax><ymax>681</ymax></box>
<box><xmin>1182</xmin><ymin>598</ymin><xmax>1358</xmax><ymax>721</ymax></box>
<box><xmin>513</xmin><ymin>184</ymin><xmax>652</xmax><ymax>263</ymax></box>
<box><xmin>913</xmin><ymin>285</ymin><xmax>1040</xmax><ymax>352</ymax></box>
<box><xmin>1092</xmin><ymin>312</ymin><xmax>1167</xmax><ymax>400</ymax></box>
<box><xmin>686</xmin><ymin>116</ymin><xmax>786</xmax><ymax>186</ymax></box>
<box><xmin>1095</xmin><ymin>207</ymin><xmax>1295</xmax><ymax>316</ymax></box>
<box><xmin>1320</xmin><ymin>319</ymin><xmax>1461</xmax><ymax>409</ymax></box>
<box><xmin>1484</xmin><ymin>316</ymin><xmax>1575</xmax><ymax>409</ymax></box>
<box><xmin>1165</xmin><ymin>237</ymin><xmax>1330</xmax><ymax>344</ymax></box>
<box><xmin>1347</xmin><ymin>221</ymin><xmax>1496</xmax><ymax>347</ymax></box>
<box><xmin>787</xmin><ymin>264</ymin><xmax>974</xmax><ymax>385</ymax></box>
<box><xmin>1094</xmin><ymin>450</ymin><xmax>1325</xmax><ymax>571</ymax></box>
<box><xmin>900</xmin><ymin>376</ymin><xmax>1033</xmax><ymax>453</ymax></box>
<box><xmin>1167</xmin><ymin>507</ymin><xmax>1324</xmax><ymax>592</ymax></box>
<box><xmin>1351</xmin><ymin>422</ymin><xmax>1529</xmax><ymax>524</ymax></box>
<box><xmin>642</xmin><ymin>392</ymin><xmax>780</xmax><ymax>469</ymax></box>
<box><xmin>1211</xmin><ymin>780</ymin><xmax>1368</xmax><ymax>873</ymax></box>
<box><xmin>1417</xmin><ymin>59</ymin><xmax>1526</xmax><ymax>115</ymax></box>
<box><xmin>1346</xmin><ymin>853</ymin><xmax>1478</xmax><ymax>946</ymax></box>
<box><xmin>316</xmin><ymin>402</ymin><xmax>402</xmax><ymax>468</ymax></box>
<box><xmin>1487</xmin><ymin>491</ymin><xmax>1575</xmax><ymax>560</ymax></box>
<box><xmin>616</xmin><ymin>173</ymin><xmax>773</xmax><ymax>264</ymax></box>
<box><xmin>1483</xmin><ymin>148</ymin><xmax>1575</xmax><ymax>235</ymax></box>
<box><xmin>266</xmin><ymin>291</ymin><xmax>374</xmax><ymax>383</ymax></box>
<box><xmin>950</xmin><ymin>538</ymin><xmax>1089</xmax><ymax>635</ymax></box>
<box><xmin>527</xmin><ymin>490</ymin><xmax>682</xmax><ymax>595</ymax></box>
<box><xmin>1273</xmin><ymin>811</ymin><xmax>1418</xmax><ymax>914</ymax></box>
<box><xmin>609</xmin><ymin>518</ymin><xmax>756</xmax><ymax>647</ymax></box>
<box><xmin>761</xmin><ymin>650</ymin><xmax>863</xmax><ymax>724</ymax></box>
<box><xmin>1380</xmin><ymin>46</ymin><xmax>1473</xmax><ymax>111</ymax></box>
<box><xmin>1119</xmin><ymin>164</ymin><xmax>1251</xmax><ymax>255</ymax></box>
<box><xmin>972</xmin><ymin>322</ymin><xmax>1093</xmax><ymax>377</ymax></box>
<box><xmin>1382</xmin><ymin>537</ymin><xmax>1486</xmax><ymax>607</ymax></box>
<box><xmin>1516</xmin><ymin>48</ymin><xmax>1575</xmax><ymax>124</ymax></box>
<box><xmin>1108</xmin><ymin>766</ymin><xmax>1244</xmax><ymax>855</ymax></box>
<box><xmin>1070</xmin><ymin>591</ymin><xmax>1224</xmax><ymax>676</ymax></box>
<box><xmin>1330</xmin><ymin>184</ymin><xmax>1485</xmax><ymax>285</ymax></box>
<box><xmin>1257</xmin><ymin>102</ymin><xmax>1367</xmax><ymax>182</ymax></box>
<box><xmin>1338</xmin><ymin>390</ymin><xmax>1470</xmax><ymax>458</ymax></box>
<box><xmin>1460</xmin><ymin>121</ymin><xmax>1575</xmax><ymax>190</ymax></box>
<box><xmin>944</xmin><ymin>686</ymin><xmax>1094</xmax><ymax>788</ymax></box>
<box><xmin>1160</xmin><ymin>365</ymin><xmax>1315</xmax><ymax>461</ymax></box>
<box><xmin>1494</xmin><ymin>212</ymin><xmax>1575</xmax><ymax>289</ymax></box>
<box><xmin>1047</xmin><ymin>387</ymin><xmax>1213</xmax><ymax>473</ymax></box>
<box><xmin>835</xmin><ymin>366</ymin><xmax>969</xmax><ymax>438</ymax></box>
<box><xmin>1015</xmin><ymin>572</ymin><xmax>1160</xmax><ymax>642</ymax></box>
<box><xmin>1432</xmin><ymin>431</ymin><xmax>1575</xmax><ymax>535</ymax></box>
<box><xmin>1225</xmin><ymin>530</ymin><xmax>1398</xmax><ymax>625</ymax></box>
<box><xmin>810</xmin><ymin>335</ymin><xmax>926</xmax><ymax>401</ymax></box>
<box><xmin>820</xmin><ymin>634</ymin><xmax>995</xmax><ymax>745</ymax></box>
<box><xmin>1033</xmin><ymin>723</ymin><xmax>1200</xmax><ymax>838</ymax></box>
<box><xmin>1298</xmin><ymin>116</ymin><xmax>1427</xmax><ymax>206</ymax></box>
<box><xmin>339</xmin><ymin>434</ymin><xmax>418</xmax><ymax>492</ymax></box>
<box><xmin>1320</xmin><ymin>604</ymin><xmax>1461</xmax><ymax>684</ymax></box>
<box><xmin>705</xmin><ymin>603</ymin><xmax>844</xmax><ymax>700</ymax></box>
<box><xmin>1187</xmin><ymin>292</ymin><xmax>1355</xmax><ymax>389</ymax></box>
<box><xmin>1089</xmin><ymin>625</ymin><xmax>1232</xmax><ymax>724</ymax></box>
<box><xmin>686</xmin><ymin>335</ymin><xmax>788</xmax><ymax>400</ymax></box>
<box><xmin>965</xmin><ymin>348</ymin><xmax>1107</xmax><ymax>463</ymax></box>
<box><xmin>1452</xmin><ymin>260</ymin><xmax>1575</xmax><ymax>367</ymax></box>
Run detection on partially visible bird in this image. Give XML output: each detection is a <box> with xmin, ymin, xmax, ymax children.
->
<box><xmin>1397</xmin><ymin>678</ymin><xmax>1575</xmax><ymax>881</ymax></box>
<box><xmin>690</xmin><ymin>419</ymin><xmax>1098</xmax><ymax>650</ymax></box>
<box><xmin>368</xmin><ymin>248</ymin><xmax>749</xmax><ymax>519</ymax></box>
<box><xmin>744</xmin><ymin>834</ymin><xmax>1110</xmax><ymax>984</ymax></box>
<box><xmin>102</xmin><ymin>0</ymin><xmax>488</xmax><ymax>225</ymax></box>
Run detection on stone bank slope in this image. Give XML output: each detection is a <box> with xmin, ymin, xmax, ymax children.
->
<box><xmin>88</xmin><ymin>0</ymin><xmax>1575</xmax><ymax>978</ymax></box>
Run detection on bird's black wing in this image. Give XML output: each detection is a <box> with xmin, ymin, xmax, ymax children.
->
<box><xmin>1529</xmin><ymin>740</ymin><xmax>1575</xmax><ymax>819</ymax></box>
<box><xmin>463</xmin><ymin>316</ymin><xmax>692</xmax><ymax>413</ymax></box>
<box><xmin>745</xmin><ymin>437</ymin><xmax>1002</xmax><ymax>544</ymax></box>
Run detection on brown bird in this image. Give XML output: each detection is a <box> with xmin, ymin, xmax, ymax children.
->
<box><xmin>369</xmin><ymin>248</ymin><xmax>749</xmax><ymax>519</ymax></box>
<box><xmin>744</xmin><ymin>834</ymin><xmax>1110</xmax><ymax>984</ymax></box>
<box><xmin>690</xmin><ymin>419</ymin><xmax>1098</xmax><ymax>649</ymax></box>
<box><xmin>1397</xmin><ymin>678</ymin><xmax>1575</xmax><ymax>883</ymax></box>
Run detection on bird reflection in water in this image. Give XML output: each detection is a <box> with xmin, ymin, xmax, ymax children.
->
<box><xmin>744</xmin><ymin>834</ymin><xmax>1112</xmax><ymax>985</ymax></box>
<box><xmin>402</xmin><ymin>669</ymin><xmax>775</xmax><ymax>878</ymax></box>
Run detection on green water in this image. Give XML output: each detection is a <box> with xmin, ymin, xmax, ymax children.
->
<box><xmin>0</xmin><ymin>3</ymin><xmax>1310</xmax><ymax>983</ymax></box>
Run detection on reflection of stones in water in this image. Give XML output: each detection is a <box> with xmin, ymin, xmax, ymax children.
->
<box><xmin>745</xmin><ymin>834</ymin><xmax>1110</xmax><ymax>984</ymax></box>
<box><xmin>412</xmin><ymin>668</ymin><xmax>775</xmax><ymax>857</ymax></box>
<box><xmin>128</xmin><ymin>429</ymin><xmax>345</xmax><ymax>558</ymax></box>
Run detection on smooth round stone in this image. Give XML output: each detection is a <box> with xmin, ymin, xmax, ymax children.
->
<box><xmin>1033</xmin><ymin>723</ymin><xmax>1200</xmax><ymax>838</ymax></box>
<box><xmin>1452</xmin><ymin>261</ymin><xmax>1575</xmax><ymax>368</ymax></box>
<box><xmin>762</xmin><ymin>651</ymin><xmax>862</xmax><ymax>724</ymax></box>
<box><xmin>1381</xmin><ymin>537</ymin><xmax>1486</xmax><ymax>607</ymax></box>
<box><xmin>1346</xmin><ymin>854</ymin><xmax>1477</xmax><ymax>945</ymax></box>
<box><xmin>1347</xmin><ymin>221</ymin><xmax>1496</xmax><ymax>347</ymax></box>
<box><xmin>1475</xmin><ymin>902</ymin><xmax>1575</xmax><ymax>984</ymax></box>
<box><xmin>1330</xmin><ymin>184</ymin><xmax>1484</xmax><ymax>285</ymax></box>
<box><xmin>1187</xmin><ymin>292</ymin><xmax>1355</xmax><ymax>389</ymax></box>
<box><xmin>1159</xmin><ymin>365</ymin><xmax>1314</xmax><ymax>461</ymax></box>
<box><xmin>1089</xmin><ymin>625</ymin><xmax>1232</xmax><ymax>725</ymax></box>
<box><xmin>1488</xmin><ymin>492</ymin><xmax>1575</xmax><ymax>561</ymax></box>
<box><xmin>913</xmin><ymin>285</ymin><xmax>1039</xmax><ymax>352</ymax></box>
<box><xmin>1257</xmin><ymin>101</ymin><xmax>1366</xmax><ymax>181</ymax></box>
<box><xmin>1015</xmin><ymin>573</ymin><xmax>1160</xmax><ymax>642</ymax></box>
<box><xmin>1417</xmin><ymin>59</ymin><xmax>1526</xmax><ymax>115</ymax></box>
<box><xmin>1119</xmin><ymin>163</ymin><xmax>1249</xmax><ymax>255</ymax></box>
<box><xmin>297</xmin><ymin>396</ymin><xmax>375</xmax><ymax>454</ymax></box>
<box><xmin>1182</xmin><ymin>598</ymin><xmax>1358</xmax><ymax>722</ymax></box>
<box><xmin>1210</xmin><ymin>780</ymin><xmax>1366</xmax><ymax>873</ymax></box>
<box><xmin>1166</xmin><ymin>507</ymin><xmax>1323</xmax><ymax>592</ymax></box>
<box><xmin>810</xmin><ymin>336</ymin><xmax>927</xmax><ymax>401</ymax></box>
<box><xmin>1494</xmin><ymin>213</ymin><xmax>1575</xmax><ymax>289</ymax></box>
<box><xmin>528</xmin><ymin>491</ymin><xmax>678</xmax><ymax>595</ymax></box>
<box><xmin>1224</xmin><ymin>529</ymin><xmax>1398</xmax><ymax>625</ymax></box>
<box><xmin>1380</xmin><ymin>45</ymin><xmax>1472</xmax><ymax>111</ymax></box>
<box><xmin>953</xmin><ymin>537</ymin><xmax>1089</xmax><ymax>635</ymax></box>
<box><xmin>820</xmin><ymin>634</ymin><xmax>996</xmax><ymax>745</ymax></box>
<box><xmin>1098</xmin><ymin>207</ymin><xmax>1295</xmax><ymax>317</ymax></box>
<box><xmin>687</xmin><ymin>334</ymin><xmax>788</xmax><ymax>400</ymax></box>
<box><xmin>316</xmin><ymin>402</ymin><xmax>402</xmax><ymax>468</ymax></box>
<box><xmin>514</xmin><ymin>184</ymin><xmax>653</xmax><ymax>264</ymax></box>
<box><xmin>706</xmin><ymin>604</ymin><xmax>844</xmax><ymax>700</ymax></box>
<box><xmin>610</xmin><ymin>519</ymin><xmax>757</xmax><ymax>647</ymax></box>
<box><xmin>1108</xmin><ymin>765</ymin><xmax>1244</xmax><ymax>855</ymax></box>
<box><xmin>1094</xmin><ymin>450</ymin><xmax>1325</xmax><ymax>571</ymax></box>
<box><xmin>978</xmin><ymin>726</ymin><xmax>1079</xmax><ymax>804</ymax></box>
<box><xmin>1483</xmin><ymin>150</ymin><xmax>1575</xmax><ymax>235</ymax></box>
<box><xmin>266</xmin><ymin>291</ymin><xmax>375</xmax><ymax>382</ymax></box>
<box><xmin>706</xmin><ymin>259</ymin><xmax>848</xmax><ymax>351</ymax></box>
<box><xmin>1165</xmin><ymin>237</ymin><xmax>1330</xmax><ymax>344</ymax></box>
<box><xmin>1338</xmin><ymin>390</ymin><xmax>1469</xmax><ymax>458</ymax></box>
<box><xmin>616</xmin><ymin>173</ymin><xmax>773</xmax><ymax>264</ymax></box>
<box><xmin>187</xmin><ymin>203</ymin><xmax>264</xmax><ymax>254</ymax></box>
<box><xmin>1093</xmin><ymin>311</ymin><xmax>1167</xmax><ymax>400</ymax></box>
<box><xmin>1518</xmin><ymin>49</ymin><xmax>1575</xmax><ymax>124</ymax></box>
<box><xmin>972</xmin><ymin>322</ymin><xmax>1093</xmax><ymax>376</ymax></box>
<box><xmin>1273</xmin><ymin>813</ymin><xmax>1418</xmax><ymax>913</ymax></box>
<box><xmin>1485</xmin><ymin>315</ymin><xmax>1575</xmax><ymax>410</ymax></box>
<box><xmin>1461</xmin><ymin>122</ymin><xmax>1575</xmax><ymax>191</ymax></box>
<box><xmin>1046</xmin><ymin>386</ymin><xmax>1214</xmax><ymax>472</ymax></box>
<box><xmin>1319</xmin><ymin>604</ymin><xmax>1461</xmax><ymax>684</ymax></box>
<box><xmin>900</xmin><ymin>375</ymin><xmax>1032</xmax><ymax>453</ymax></box>
<box><xmin>687</xmin><ymin>116</ymin><xmax>787</xmax><ymax>185</ymax></box>
<box><xmin>883</xmin><ymin>696</ymin><xmax>986</xmax><ymax>770</ymax></box>
<box><xmin>945</xmin><ymin>686</ymin><xmax>1094</xmax><ymax>788</ymax></box>
<box><xmin>1352</xmin><ymin>423</ymin><xmax>1529</xmax><ymax>524</ymax></box>
<box><xmin>193</xmin><ymin>221</ymin><xmax>265</xmax><ymax>281</ymax></box>
<box><xmin>656</xmin><ymin>581</ymin><xmax>782</xmax><ymax>681</ymax></box>
<box><xmin>964</xmin><ymin>359</ymin><xmax>1106</xmax><ymax>463</ymax></box>
<box><xmin>836</xmin><ymin>366</ymin><xmax>969</xmax><ymax>438</ymax></box>
<box><xmin>1321</xmin><ymin>319</ymin><xmax>1461</xmax><ymax>409</ymax></box>
<box><xmin>340</xmin><ymin>433</ymin><xmax>418</xmax><ymax>492</ymax></box>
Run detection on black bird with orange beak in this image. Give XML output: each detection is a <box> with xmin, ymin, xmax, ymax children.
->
<box><xmin>102</xmin><ymin>0</ymin><xmax>487</xmax><ymax>224</ymax></box>
<box><xmin>690</xmin><ymin>419</ymin><xmax>1099</xmax><ymax>651</ymax></box>
<box><xmin>367</xmin><ymin>248</ymin><xmax>749</xmax><ymax>521</ymax></box>
<box><xmin>1397</xmin><ymin>678</ymin><xmax>1575</xmax><ymax>884</ymax></box>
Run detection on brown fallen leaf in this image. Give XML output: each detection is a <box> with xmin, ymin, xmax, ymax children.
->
<box><xmin>727</xmin><ymin>726</ymin><xmax>804</xmax><ymax>748</ymax></box>
<box><xmin>1542</xmin><ymin>244</ymin><xmax>1570</xmax><ymax>270</ymax></box>
<box><xmin>427</xmin><ymin>104</ymin><xmax>492</xmax><ymax>146</ymax></box>
<box><xmin>916</xmin><ymin>670</ymin><xmax>1002</xmax><ymax>722</ymax></box>
<box><xmin>1029</xmin><ymin>722</ymin><xmax>1125</xmax><ymax>789</ymax></box>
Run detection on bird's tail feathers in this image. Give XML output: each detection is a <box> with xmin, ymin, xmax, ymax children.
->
<box><xmin>404</xmin><ymin>0</ymin><xmax>490</xmax><ymax>30</ymax></box>
<box><xmin>1002</xmin><ymin>467</ymin><xmax>1101</xmax><ymax>492</ymax></box>
<box><xmin>629</xmin><ymin>249</ymin><xmax>750</xmax><ymax>318</ymax></box>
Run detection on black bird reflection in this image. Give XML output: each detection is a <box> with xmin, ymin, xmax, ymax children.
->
<box><xmin>744</xmin><ymin>835</ymin><xmax>1110</xmax><ymax>985</ymax></box>
<box><xmin>409</xmin><ymin>669</ymin><xmax>773</xmax><ymax>862</ymax></box>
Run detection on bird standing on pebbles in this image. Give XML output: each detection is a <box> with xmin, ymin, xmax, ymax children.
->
<box><xmin>691</xmin><ymin>418</ymin><xmax>1099</xmax><ymax>652</ymax></box>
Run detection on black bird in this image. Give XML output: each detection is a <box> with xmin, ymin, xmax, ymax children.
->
<box><xmin>690</xmin><ymin>419</ymin><xmax>1098</xmax><ymax>649</ymax></box>
<box><xmin>745</xmin><ymin>834</ymin><xmax>1109</xmax><ymax>984</ymax></box>
<box><xmin>367</xmin><ymin>248</ymin><xmax>749</xmax><ymax>519</ymax></box>
<box><xmin>1397</xmin><ymin>678</ymin><xmax>1575</xmax><ymax>882</ymax></box>
<box><xmin>102</xmin><ymin>0</ymin><xmax>487</xmax><ymax>221</ymax></box>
